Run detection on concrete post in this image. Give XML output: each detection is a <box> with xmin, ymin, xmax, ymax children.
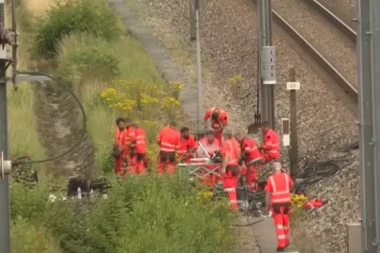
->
<box><xmin>287</xmin><ymin>67</ymin><xmax>299</xmax><ymax>177</ymax></box>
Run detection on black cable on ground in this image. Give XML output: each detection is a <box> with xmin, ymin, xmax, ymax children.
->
<box><xmin>12</xmin><ymin>70</ymin><xmax>87</xmax><ymax>165</ymax></box>
<box><xmin>232</xmin><ymin>218</ymin><xmax>264</xmax><ymax>227</ymax></box>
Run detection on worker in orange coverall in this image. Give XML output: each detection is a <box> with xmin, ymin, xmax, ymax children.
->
<box><xmin>259</xmin><ymin>121</ymin><xmax>280</xmax><ymax>163</ymax></box>
<box><xmin>156</xmin><ymin>121</ymin><xmax>181</xmax><ymax>174</ymax></box>
<box><xmin>127</xmin><ymin>124</ymin><xmax>147</xmax><ymax>174</ymax></box>
<box><xmin>113</xmin><ymin>117</ymin><xmax>127</xmax><ymax>176</ymax></box>
<box><xmin>235</xmin><ymin>132</ymin><xmax>263</xmax><ymax>192</ymax></box>
<box><xmin>265</xmin><ymin>162</ymin><xmax>293</xmax><ymax>251</ymax></box>
<box><xmin>197</xmin><ymin>130</ymin><xmax>222</xmax><ymax>187</ymax></box>
<box><xmin>177</xmin><ymin>127</ymin><xmax>197</xmax><ymax>163</ymax></box>
<box><xmin>203</xmin><ymin>107</ymin><xmax>228</xmax><ymax>143</ymax></box>
<box><xmin>221</xmin><ymin>128</ymin><xmax>240</xmax><ymax>210</ymax></box>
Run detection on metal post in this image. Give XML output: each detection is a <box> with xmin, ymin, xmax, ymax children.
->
<box><xmin>0</xmin><ymin>0</ymin><xmax>11</xmax><ymax>250</ymax></box>
<box><xmin>258</xmin><ymin>0</ymin><xmax>276</xmax><ymax>129</ymax></box>
<box><xmin>195</xmin><ymin>0</ymin><xmax>203</xmax><ymax>135</ymax></box>
<box><xmin>357</xmin><ymin>0</ymin><xmax>376</xmax><ymax>252</ymax></box>
<box><xmin>288</xmin><ymin>67</ymin><xmax>299</xmax><ymax>177</ymax></box>
<box><xmin>370</xmin><ymin>0</ymin><xmax>380</xmax><ymax>252</ymax></box>
<box><xmin>189</xmin><ymin>0</ymin><xmax>196</xmax><ymax>40</ymax></box>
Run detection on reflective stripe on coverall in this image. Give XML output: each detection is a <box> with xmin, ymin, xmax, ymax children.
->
<box><xmin>222</xmin><ymin>138</ymin><xmax>239</xmax><ymax>210</ymax></box>
<box><xmin>265</xmin><ymin>172</ymin><xmax>293</xmax><ymax>248</ymax></box>
<box><xmin>177</xmin><ymin>135</ymin><xmax>197</xmax><ymax>163</ymax></box>
<box><xmin>260</xmin><ymin>128</ymin><xmax>280</xmax><ymax>163</ymax></box>
<box><xmin>203</xmin><ymin>108</ymin><xmax>228</xmax><ymax>143</ymax></box>
<box><xmin>198</xmin><ymin>137</ymin><xmax>222</xmax><ymax>188</ymax></box>
<box><xmin>114</xmin><ymin>128</ymin><xmax>127</xmax><ymax>176</ymax></box>
<box><xmin>128</xmin><ymin>127</ymin><xmax>147</xmax><ymax>174</ymax></box>
<box><xmin>156</xmin><ymin>127</ymin><xmax>180</xmax><ymax>174</ymax></box>
<box><xmin>241</xmin><ymin>138</ymin><xmax>262</xmax><ymax>192</ymax></box>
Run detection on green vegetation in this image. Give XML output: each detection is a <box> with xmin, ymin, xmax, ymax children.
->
<box><xmin>8</xmin><ymin>0</ymin><xmax>236</xmax><ymax>252</ymax></box>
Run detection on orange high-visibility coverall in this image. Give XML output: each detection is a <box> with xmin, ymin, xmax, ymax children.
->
<box><xmin>177</xmin><ymin>135</ymin><xmax>198</xmax><ymax>163</ymax></box>
<box><xmin>156</xmin><ymin>127</ymin><xmax>180</xmax><ymax>174</ymax></box>
<box><xmin>260</xmin><ymin>128</ymin><xmax>280</xmax><ymax>163</ymax></box>
<box><xmin>222</xmin><ymin>138</ymin><xmax>240</xmax><ymax>210</ymax></box>
<box><xmin>265</xmin><ymin>172</ymin><xmax>293</xmax><ymax>249</ymax></box>
<box><xmin>241</xmin><ymin>138</ymin><xmax>262</xmax><ymax>192</ymax></box>
<box><xmin>203</xmin><ymin>108</ymin><xmax>228</xmax><ymax>143</ymax></box>
<box><xmin>114</xmin><ymin>128</ymin><xmax>127</xmax><ymax>176</ymax></box>
<box><xmin>124</xmin><ymin>125</ymin><xmax>137</xmax><ymax>175</ymax></box>
<box><xmin>128</xmin><ymin>127</ymin><xmax>147</xmax><ymax>174</ymax></box>
<box><xmin>198</xmin><ymin>137</ymin><xmax>222</xmax><ymax>188</ymax></box>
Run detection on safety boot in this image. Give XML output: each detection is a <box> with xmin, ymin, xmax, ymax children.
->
<box><xmin>276</xmin><ymin>247</ymin><xmax>285</xmax><ymax>252</ymax></box>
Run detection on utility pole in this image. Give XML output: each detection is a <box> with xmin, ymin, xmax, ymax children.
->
<box><xmin>189</xmin><ymin>0</ymin><xmax>196</xmax><ymax>40</ymax></box>
<box><xmin>286</xmin><ymin>67</ymin><xmax>299</xmax><ymax>177</ymax></box>
<box><xmin>357</xmin><ymin>0</ymin><xmax>376</xmax><ymax>252</ymax></box>
<box><xmin>257</xmin><ymin>0</ymin><xmax>276</xmax><ymax>129</ymax></box>
<box><xmin>371</xmin><ymin>0</ymin><xmax>380</xmax><ymax>252</ymax></box>
<box><xmin>0</xmin><ymin>0</ymin><xmax>11</xmax><ymax>251</ymax></box>
<box><xmin>195</xmin><ymin>0</ymin><xmax>203</xmax><ymax>138</ymax></box>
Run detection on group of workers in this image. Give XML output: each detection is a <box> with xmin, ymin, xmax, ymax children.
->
<box><xmin>113</xmin><ymin>107</ymin><xmax>291</xmax><ymax>251</ymax></box>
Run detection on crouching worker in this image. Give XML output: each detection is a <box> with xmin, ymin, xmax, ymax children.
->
<box><xmin>156</xmin><ymin>121</ymin><xmax>181</xmax><ymax>174</ymax></box>
<box><xmin>197</xmin><ymin>130</ymin><xmax>222</xmax><ymax>188</ymax></box>
<box><xmin>259</xmin><ymin>121</ymin><xmax>280</xmax><ymax>163</ymax></box>
<box><xmin>235</xmin><ymin>132</ymin><xmax>262</xmax><ymax>192</ymax></box>
<box><xmin>221</xmin><ymin>128</ymin><xmax>240</xmax><ymax>210</ymax></box>
<box><xmin>265</xmin><ymin>162</ymin><xmax>293</xmax><ymax>251</ymax></box>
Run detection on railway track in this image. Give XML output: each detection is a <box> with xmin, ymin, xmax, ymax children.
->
<box><xmin>254</xmin><ymin>0</ymin><xmax>358</xmax><ymax>102</ymax></box>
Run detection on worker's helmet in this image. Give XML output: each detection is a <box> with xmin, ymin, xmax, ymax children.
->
<box><xmin>211</xmin><ymin>109</ymin><xmax>219</xmax><ymax>120</ymax></box>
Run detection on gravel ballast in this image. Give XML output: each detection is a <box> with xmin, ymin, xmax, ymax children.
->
<box><xmin>127</xmin><ymin>0</ymin><xmax>360</xmax><ymax>252</ymax></box>
<box><xmin>272</xmin><ymin>0</ymin><xmax>357</xmax><ymax>87</ymax></box>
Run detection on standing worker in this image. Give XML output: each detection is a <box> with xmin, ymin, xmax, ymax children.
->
<box><xmin>156</xmin><ymin>121</ymin><xmax>181</xmax><ymax>174</ymax></box>
<box><xmin>128</xmin><ymin>124</ymin><xmax>147</xmax><ymax>174</ymax></box>
<box><xmin>113</xmin><ymin>117</ymin><xmax>127</xmax><ymax>176</ymax></box>
<box><xmin>203</xmin><ymin>107</ymin><xmax>228</xmax><ymax>143</ymax></box>
<box><xmin>221</xmin><ymin>128</ymin><xmax>240</xmax><ymax>210</ymax></box>
<box><xmin>235</xmin><ymin>132</ymin><xmax>262</xmax><ymax>192</ymax></box>
<box><xmin>124</xmin><ymin>118</ymin><xmax>137</xmax><ymax>175</ymax></box>
<box><xmin>177</xmin><ymin>127</ymin><xmax>198</xmax><ymax>163</ymax></box>
<box><xmin>265</xmin><ymin>162</ymin><xmax>293</xmax><ymax>251</ymax></box>
<box><xmin>259</xmin><ymin>121</ymin><xmax>280</xmax><ymax>163</ymax></box>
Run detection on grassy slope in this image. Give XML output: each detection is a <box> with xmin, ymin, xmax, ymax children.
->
<box><xmin>12</xmin><ymin>0</ymin><xmax>165</xmax><ymax>175</ymax></box>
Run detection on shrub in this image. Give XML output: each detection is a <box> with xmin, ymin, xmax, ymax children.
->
<box><xmin>33</xmin><ymin>0</ymin><xmax>121</xmax><ymax>58</ymax></box>
<box><xmin>11</xmin><ymin>218</ymin><xmax>62</xmax><ymax>253</ymax></box>
<box><xmin>56</xmin><ymin>33</ymin><xmax>121</xmax><ymax>83</ymax></box>
<box><xmin>10</xmin><ymin>175</ymin><xmax>235</xmax><ymax>253</ymax></box>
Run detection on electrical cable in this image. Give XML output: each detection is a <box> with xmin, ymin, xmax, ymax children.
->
<box><xmin>11</xmin><ymin>70</ymin><xmax>87</xmax><ymax>165</ymax></box>
<box><xmin>246</xmin><ymin>150</ymin><xmax>355</xmax><ymax>204</ymax></box>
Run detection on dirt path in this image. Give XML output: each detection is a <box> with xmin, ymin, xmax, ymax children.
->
<box><xmin>33</xmin><ymin>82</ymin><xmax>95</xmax><ymax>180</ymax></box>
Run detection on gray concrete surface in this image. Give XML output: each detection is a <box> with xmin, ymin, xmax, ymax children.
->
<box><xmin>252</xmin><ymin>217</ymin><xmax>299</xmax><ymax>253</ymax></box>
<box><xmin>107</xmin><ymin>0</ymin><xmax>198</xmax><ymax>125</ymax></box>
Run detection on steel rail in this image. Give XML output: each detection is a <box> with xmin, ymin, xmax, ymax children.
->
<box><xmin>304</xmin><ymin>0</ymin><xmax>357</xmax><ymax>42</ymax></box>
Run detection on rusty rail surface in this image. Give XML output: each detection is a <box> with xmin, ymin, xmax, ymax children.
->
<box><xmin>304</xmin><ymin>0</ymin><xmax>357</xmax><ymax>42</ymax></box>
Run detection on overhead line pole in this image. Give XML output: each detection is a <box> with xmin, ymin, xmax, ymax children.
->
<box><xmin>195</xmin><ymin>0</ymin><xmax>203</xmax><ymax>138</ymax></box>
<box><xmin>0</xmin><ymin>0</ymin><xmax>11</xmax><ymax>251</ymax></box>
<box><xmin>357</xmin><ymin>0</ymin><xmax>376</xmax><ymax>252</ymax></box>
<box><xmin>258</xmin><ymin>0</ymin><xmax>276</xmax><ymax>129</ymax></box>
<box><xmin>371</xmin><ymin>0</ymin><xmax>380</xmax><ymax>252</ymax></box>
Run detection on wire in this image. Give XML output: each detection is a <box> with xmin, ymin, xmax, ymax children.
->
<box><xmin>12</xmin><ymin>70</ymin><xmax>87</xmax><ymax>165</ymax></box>
<box><xmin>246</xmin><ymin>151</ymin><xmax>355</xmax><ymax>204</ymax></box>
